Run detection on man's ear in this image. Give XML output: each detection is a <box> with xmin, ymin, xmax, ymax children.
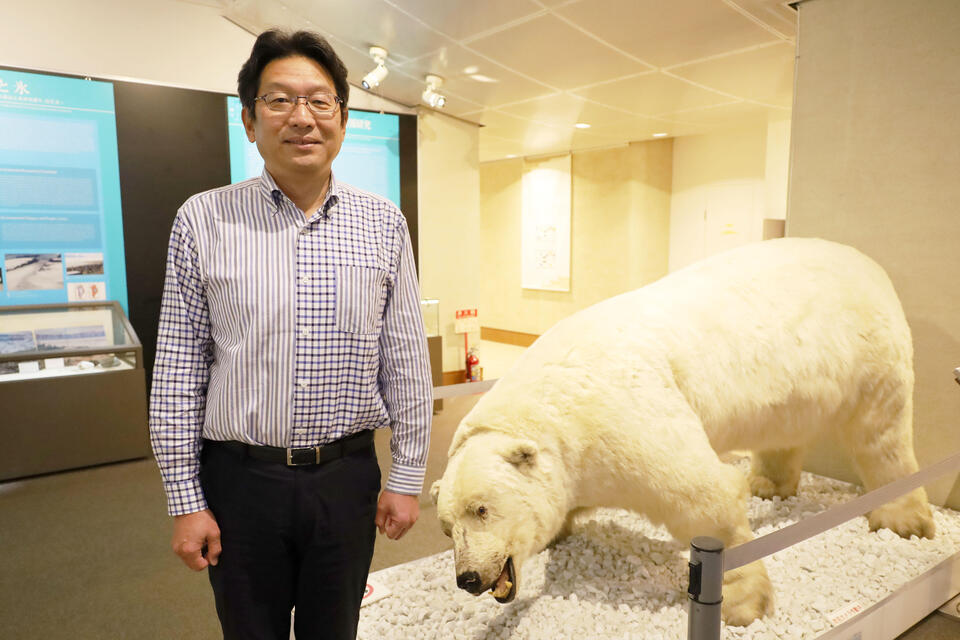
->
<box><xmin>429</xmin><ymin>480</ymin><xmax>441</xmax><ymax>505</ymax></box>
<box><xmin>502</xmin><ymin>439</ymin><xmax>538</xmax><ymax>469</ymax></box>
<box><xmin>241</xmin><ymin>107</ymin><xmax>256</xmax><ymax>143</ymax></box>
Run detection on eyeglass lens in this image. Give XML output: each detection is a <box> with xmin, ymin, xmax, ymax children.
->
<box><xmin>261</xmin><ymin>93</ymin><xmax>339</xmax><ymax>115</ymax></box>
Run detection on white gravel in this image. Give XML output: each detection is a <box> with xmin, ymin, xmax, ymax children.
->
<box><xmin>359</xmin><ymin>468</ymin><xmax>960</xmax><ymax>640</ymax></box>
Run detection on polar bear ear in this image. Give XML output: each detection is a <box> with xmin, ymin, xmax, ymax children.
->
<box><xmin>429</xmin><ymin>480</ymin><xmax>441</xmax><ymax>505</ymax></box>
<box><xmin>502</xmin><ymin>439</ymin><xmax>538</xmax><ymax>469</ymax></box>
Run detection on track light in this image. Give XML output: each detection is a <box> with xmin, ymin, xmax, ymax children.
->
<box><xmin>361</xmin><ymin>46</ymin><xmax>388</xmax><ymax>90</ymax></box>
<box><xmin>422</xmin><ymin>74</ymin><xmax>447</xmax><ymax>109</ymax></box>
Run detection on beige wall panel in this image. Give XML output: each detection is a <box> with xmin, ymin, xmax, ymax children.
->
<box><xmin>479</xmin><ymin>159</ymin><xmax>525</xmax><ymax>335</ymax></box>
<box><xmin>789</xmin><ymin>0</ymin><xmax>960</xmax><ymax>507</ymax></box>
<box><xmin>479</xmin><ymin>141</ymin><xmax>672</xmax><ymax>337</ymax></box>
<box><xmin>629</xmin><ymin>140</ymin><xmax>674</xmax><ymax>286</ymax></box>
<box><xmin>668</xmin><ymin>124</ymin><xmax>769</xmax><ymax>272</ymax></box>
<box><xmin>417</xmin><ymin>110</ymin><xmax>482</xmax><ymax>372</ymax></box>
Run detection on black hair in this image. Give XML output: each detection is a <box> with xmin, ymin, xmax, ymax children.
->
<box><xmin>237</xmin><ymin>29</ymin><xmax>350</xmax><ymax>119</ymax></box>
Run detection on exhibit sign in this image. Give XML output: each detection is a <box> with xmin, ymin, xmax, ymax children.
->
<box><xmin>521</xmin><ymin>154</ymin><xmax>571</xmax><ymax>292</ymax></box>
<box><xmin>454</xmin><ymin>308</ymin><xmax>479</xmax><ymax>334</ymax></box>
<box><xmin>0</xmin><ymin>69</ymin><xmax>128</xmax><ymax>310</ymax></box>
<box><xmin>226</xmin><ymin>96</ymin><xmax>402</xmax><ymax>207</ymax></box>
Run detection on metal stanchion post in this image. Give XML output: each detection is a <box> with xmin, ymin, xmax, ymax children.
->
<box><xmin>687</xmin><ymin>536</ymin><xmax>724</xmax><ymax>640</ymax></box>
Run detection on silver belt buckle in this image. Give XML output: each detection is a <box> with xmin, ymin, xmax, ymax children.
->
<box><xmin>285</xmin><ymin>446</ymin><xmax>323</xmax><ymax>466</ymax></box>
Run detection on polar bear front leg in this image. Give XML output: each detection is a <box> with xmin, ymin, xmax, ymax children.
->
<box><xmin>722</xmin><ymin>558</ymin><xmax>774</xmax><ymax>626</ymax></box>
<box><xmin>654</xmin><ymin>460</ymin><xmax>774</xmax><ymax>625</ymax></box>
<box><xmin>748</xmin><ymin>447</ymin><xmax>804</xmax><ymax>499</ymax></box>
<box><xmin>549</xmin><ymin>507</ymin><xmax>597</xmax><ymax>547</ymax></box>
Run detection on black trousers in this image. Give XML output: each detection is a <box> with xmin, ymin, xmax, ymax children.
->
<box><xmin>199</xmin><ymin>438</ymin><xmax>380</xmax><ymax>640</ymax></box>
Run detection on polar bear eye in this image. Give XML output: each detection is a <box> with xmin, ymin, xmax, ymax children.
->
<box><xmin>476</xmin><ymin>506</ymin><xmax>488</xmax><ymax>518</ymax></box>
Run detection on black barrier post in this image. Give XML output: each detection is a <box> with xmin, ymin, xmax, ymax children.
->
<box><xmin>687</xmin><ymin>536</ymin><xmax>724</xmax><ymax>640</ymax></box>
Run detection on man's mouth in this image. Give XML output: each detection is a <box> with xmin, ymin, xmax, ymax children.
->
<box><xmin>489</xmin><ymin>557</ymin><xmax>516</xmax><ymax>603</ymax></box>
<box><xmin>287</xmin><ymin>137</ymin><xmax>319</xmax><ymax>147</ymax></box>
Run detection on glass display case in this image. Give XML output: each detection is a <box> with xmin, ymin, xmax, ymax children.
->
<box><xmin>0</xmin><ymin>301</ymin><xmax>149</xmax><ymax>481</ymax></box>
<box><xmin>420</xmin><ymin>299</ymin><xmax>443</xmax><ymax>412</ymax></box>
<box><xmin>420</xmin><ymin>298</ymin><xmax>440</xmax><ymax>337</ymax></box>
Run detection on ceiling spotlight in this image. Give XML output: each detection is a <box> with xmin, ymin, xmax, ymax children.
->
<box><xmin>652</xmin><ymin>132</ymin><xmax>669</xmax><ymax>138</ymax></box>
<box><xmin>361</xmin><ymin>46</ymin><xmax>388</xmax><ymax>90</ymax></box>
<box><xmin>422</xmin><ymin>74</ymin><xmax>447</xmax><ymax>109</ymax></box>
<box><xmin>574</xmin><ymin>122</ymin><xmax>591</xmax><ymax>129</ymax></box>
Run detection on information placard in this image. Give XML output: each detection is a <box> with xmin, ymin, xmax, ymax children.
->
<box><xmin>0</xmin><ymin>69</ymin><xmax>127</xmax><ymax>310</ymax></box>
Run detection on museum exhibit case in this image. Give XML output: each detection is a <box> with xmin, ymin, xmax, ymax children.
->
<box><xmin>421</xmin><ymin>299</ymin><xmax>442</xmax><ymax>412</ymax></box>
<box><xmin>358</xmin><ymin>460</ymin><xmax>960</xmax><ymax>640</ymax></box>
<box><xmin>0</xmin><ymin>301</ymin><xmax>149</xmax><ymax>481</ymax></box>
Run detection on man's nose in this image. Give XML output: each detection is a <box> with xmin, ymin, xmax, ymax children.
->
<box><xmin>287</xmin><ymin>101</ymin><xmax>314</xmax><ymax>124</ymax></box>
<box><xmin>456</xmin><ymin>571</ymin><xmax>483</xmax><ymax>594</ymax></box>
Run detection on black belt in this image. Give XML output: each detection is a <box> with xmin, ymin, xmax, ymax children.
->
<box><xmin>205</xmin><ymin>430</ymin><xmax>374</xmax><ymax>467</ymax></box>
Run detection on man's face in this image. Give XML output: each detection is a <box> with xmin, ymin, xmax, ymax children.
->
<box><xmin>241</xmin><ymin>55</ymin><xmax>348</xmax><ymax>182</ymax></box>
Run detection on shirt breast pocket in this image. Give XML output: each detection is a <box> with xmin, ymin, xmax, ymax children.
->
<box><xmin>335</xmin><ymin>265</ymin><xmax>388</xmax><ymax>335</ymax></box>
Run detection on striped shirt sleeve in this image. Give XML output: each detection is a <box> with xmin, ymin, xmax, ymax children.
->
<box><xmin>149</xmin><ymin>212</ymin><xmax>214</xmax><ymax>516</ymax></box>
<box><xmin>378</xmin><ymin>215</ymin><xmax>433</xmax><ymax>495</ymax></box>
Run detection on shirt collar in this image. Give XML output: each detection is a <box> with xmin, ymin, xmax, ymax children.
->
<box><xmin>258</xmin><ymin>168</ymin><xmax>340</xmax><ymax>219</ymax></box>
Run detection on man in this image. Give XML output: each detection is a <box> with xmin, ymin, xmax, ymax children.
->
<box><xmin>149</xmin><ymin>29</ymin><xmax>432</xmax><ymax>640</ymax></box>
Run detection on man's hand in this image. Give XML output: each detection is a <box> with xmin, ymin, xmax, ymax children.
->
<box><xmin>375</xmin><ymin>490</ymin><xmax>420</xmax><ymax>540</ymax></box>
<box><xmin>172</xmin><ymin>509</ymin><xmax>221</xmax><ymax>571</ymax></box>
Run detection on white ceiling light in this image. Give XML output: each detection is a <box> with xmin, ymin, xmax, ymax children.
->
<box><xmin>361</xmin><ymin>46</ymin><xmax>388</xmax><ymax>90</ymax></box>
<box><xmin>652</xmin><ymin>132</ymin><xmax>669</xmax><ymax>138</ymax></box>
<box><xmin>422</xmin><ymin>74</ymin><xmax>447</xmax><ymax>109</ymax></box>
<box><xmin>574</xmin><ymin>122</ymin><xmax>591</xmax><ymax>129</ymax></box>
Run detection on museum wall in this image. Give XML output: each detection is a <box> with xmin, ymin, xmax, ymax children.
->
<box><xmin>0</xmin><ymin>0</ymin><xmax>252</xmax><ymax>96</ymax></box>
<box><xmin>668</xmin><ymin>120</ymin><xmax>790</xmax><ymax>272</ymax></box>
<box><xmin>416</xmin><ymin>110</ymin><xmax>482</xmax><ymax>372</ymax></box>
<box><xmin>789</xmin><ymin>0</ymin><xmax>960</xmax><ymax>508</ymax></box>
<box><xmin>478</xmin><ymin>139</ymin><xmax>672</xmax><ymax>337</ymax></box>
<box><xmin>0</xmin><ymin>0</ymin><xmax>412</xmax><ymax>113</ymax></box>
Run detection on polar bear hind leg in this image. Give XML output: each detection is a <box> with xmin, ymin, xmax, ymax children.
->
<box><xmin>843</xmin><ymin>392</ymin><xmax>935</xmax><ymax>539</ymax></box>
<box><xmin>748</xmin><ymin>447</ymin><xmax>805</xmax><ymax>499</ymax></box>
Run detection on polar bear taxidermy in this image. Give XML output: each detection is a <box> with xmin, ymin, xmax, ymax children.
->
<box><xmin>430</xmin><ymin>237</ymin><xmax>934</xmax><ymax>626</ymax></box>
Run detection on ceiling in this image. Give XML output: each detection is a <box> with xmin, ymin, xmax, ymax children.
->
<box><xmin>214</xmin><ymin>0</ymin><xmax>797</xmax><ymax>161</ymax></box>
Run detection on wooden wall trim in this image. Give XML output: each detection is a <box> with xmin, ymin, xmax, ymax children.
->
<box><xmin>480</xmin><ymin>326</ymin><xmax>539</xmax><ymax>347</ymax></box>
<box><xmin>441</xmin><ymin>370</ymin><xmax>466</xmax><ymax>386</ymax></box>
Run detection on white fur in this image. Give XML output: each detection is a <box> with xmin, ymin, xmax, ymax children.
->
<box><xmin>432</xmin><ymin>237</ymin><xmax>934</xmax><ymax>626</ymax></box>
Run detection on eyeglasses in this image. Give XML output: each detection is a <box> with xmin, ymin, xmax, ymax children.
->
<box><xmin>255</xmin><ymin>92</ymin><xmax>344</xmax><ymax>118</ymax></box>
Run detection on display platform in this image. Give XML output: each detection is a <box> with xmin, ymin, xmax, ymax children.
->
<box><xmin>358</xmin><ymin>468</ymin><xmax>960</xmax><ymax>640</ymax></box>
<box><xmin>0</xmin><ymin>301</ymin><xmax>149</xmax><ymax>480</ymax></box>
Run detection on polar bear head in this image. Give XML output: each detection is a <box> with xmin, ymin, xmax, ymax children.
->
<box><xmin>431</xmin><ymin>430</ymin><xmax>569</xmax><ymax>603</ymax></box>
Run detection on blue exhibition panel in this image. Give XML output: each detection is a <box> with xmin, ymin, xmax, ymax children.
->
<box><xmin>0</xmin><ymin>69</ymin><xmax>128</xmax><ymax>310</ymax></box>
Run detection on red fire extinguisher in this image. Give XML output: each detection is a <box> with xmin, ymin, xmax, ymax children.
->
<box><xmin>466</xmin><ymin>347</ymin><xmax>481</xmax><ymax>382</ymax></box>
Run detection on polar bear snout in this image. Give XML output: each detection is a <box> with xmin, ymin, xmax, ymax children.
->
<box><xmin>456</xmin><ymin>571</ymin><xmax>483</xmax><ymax>594</ymax></box>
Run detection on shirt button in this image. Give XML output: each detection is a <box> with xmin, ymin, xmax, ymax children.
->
<box><xmin>297</xmin><ymin>380</ymin><xmax>308</xmax><ymax>389</ymax></box>
<box><xmin>299</xmin><ymin>276</ymin><xmax>310</xmax><ymax>284</ymax></box>
<box><xmin>299</xmin><ymin>227</ymin><xmax>309</xmax><ymax>235</ymax></box>
<box><xmin>299</xmin><ymin>328</ymin><xmax>309</xmax><ymax>338</ymax></box>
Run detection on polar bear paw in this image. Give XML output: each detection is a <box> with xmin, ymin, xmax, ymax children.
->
<box><xmin>868</xmin><ymin>492</ymin><xmax>935</xmax><ymax>539</ymax></box>
<box><xmin>748</xmin><ymin>473</ymin><xmax>798</xmax><ymax>500</ymax></box>
<box><xmin>721</xmin><ymin>561</ymin><xmax>774</xmax><ymax>627</ymax></box>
